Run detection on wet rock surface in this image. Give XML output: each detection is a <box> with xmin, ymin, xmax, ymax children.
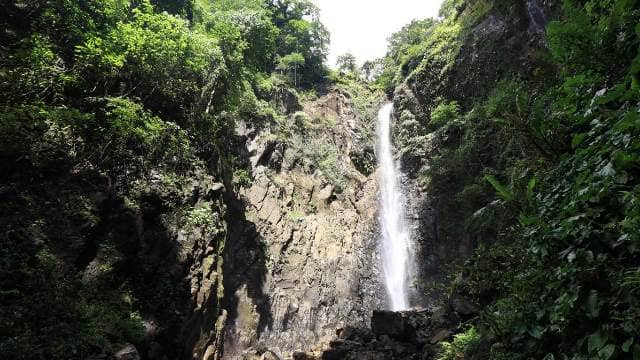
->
<box><xmin>295</xmin><ymin>304</ymin><xmax>478</xmax><ymax>360</ymax></box>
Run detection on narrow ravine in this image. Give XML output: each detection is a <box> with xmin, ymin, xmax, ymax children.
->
<box><xmin>376</xmin><ymin>103</ymin><xmax>413</xmax><ymax>311</ymax></box>
<box><xmin>8</xmin><ymin>1</ymin><xmax>637</xmax><ymax>359</ymax></box>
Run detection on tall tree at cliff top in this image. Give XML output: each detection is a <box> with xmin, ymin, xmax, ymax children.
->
<box><xmin>267</xmin><ymin>0</ymin><xmax>330</xmax><ymax>87</ymax></box>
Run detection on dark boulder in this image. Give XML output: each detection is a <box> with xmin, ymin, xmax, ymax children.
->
<box><xmin>114</xmin><ymin>344</ymin><xmax>140</xmax><ymax>360</ymax></box>
<box><xmin>371</xmin><ymin>310</ymin><xmax>410</xmax><ymax>340</ymax></box>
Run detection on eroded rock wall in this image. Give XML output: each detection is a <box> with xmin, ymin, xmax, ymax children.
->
<box><xmin>221</xmin><ymin>90</ymin><xmax>384</xmax><ymax>358</ymax></box>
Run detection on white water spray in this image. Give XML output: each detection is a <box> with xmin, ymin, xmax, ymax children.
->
<box><xmin>376</xmin><ymin>103</ymin><xmax>412</xmax><ymax>311</ymax></box>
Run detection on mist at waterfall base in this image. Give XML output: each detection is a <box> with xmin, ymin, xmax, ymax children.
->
<box><xmin>376</xmin><ymin>103</ymin><xmax>413</xmax><ymax>311</ymax></box>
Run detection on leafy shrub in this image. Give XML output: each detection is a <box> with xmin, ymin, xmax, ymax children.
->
<box><xmin>455</xmin><ymin>2</ymin><xmax>640</xmax><ymax>359</ymax></box>
<box><xmin>388</xmin><ymin>1</ymin><xmax>640</xmax><ymax>359</ymax></box>
<box><xmin>431</xmin><ymin>100</ymin><xmax>460</xmax><ymax>127</ymax></box>
<box><xmin>233</xmin><ymin>168</ymin><xmax>253</xmax><ymax>189</ymax></box>
<box><xmin>185</xmin><ymin>206</ymin><xmax>219</xmax><ymax>235</ymax></box>
<box><xmin>75</xmin><ymin>0</ymin><xmax>225</xmax><ymax>123</ymax></box>
<box><xmin>437</xmin><ymin>326</ymin><xmax>482</xmax><ymax>360</ymax></box>
<box><xmin>2</xmin><ymin>34</ymin><xmax>73</xmax><ymax>103</ymax></box>
<box><xmin>307</xmin><ymin>139</ymin><xmax>349</xmax><ymax>191</ymax></box>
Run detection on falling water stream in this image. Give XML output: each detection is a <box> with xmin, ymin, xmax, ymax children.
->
<box><xmin>376</xmin><ymin>103</ymin><xmax>412</xmax><ymax>311</ymax></box>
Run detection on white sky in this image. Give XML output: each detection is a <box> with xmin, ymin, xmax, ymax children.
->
<box><xmin>311</xmin><ymin>0</ymin><xmax>445</xmax><ymax>67</ymax></box>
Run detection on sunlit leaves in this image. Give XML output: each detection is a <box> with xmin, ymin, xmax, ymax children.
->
<box><xmin>74</xmin><ymin>1</ymin><xmax>225</xmax><ymax>122</ymax></box>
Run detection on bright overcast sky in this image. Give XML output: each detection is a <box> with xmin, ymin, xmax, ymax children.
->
<box><xmin>311</xmin><ymin>0</ymin><xmax>445</xmax><ymax>67</ymax></box>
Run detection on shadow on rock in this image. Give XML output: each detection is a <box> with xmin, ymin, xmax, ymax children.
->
<box><xmin>222</xmin><ymin>191</ymin><xmax>273</xmax><ymax>351</ymax></box>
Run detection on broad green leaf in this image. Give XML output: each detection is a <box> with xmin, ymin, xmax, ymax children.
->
<box><xmin>572</xmin><ymin>133</ymin><xmax>588</xmax><ymax>148</ymax></box>
<box><xmin>588</xmin><ymin>331</ymin><xmax>606</xmax><ymax>353</ymax></box>
<box><xmin>598</xmin><ymin>344</ymin><xmax>615</xmax><ymax>359</ymax></box>
<box><xmin>484</xmin><ymin>174</ymin><xmax>514</xmax><ymax>202</ymax></box>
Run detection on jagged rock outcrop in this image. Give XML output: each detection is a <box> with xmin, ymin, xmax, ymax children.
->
<box><xmin>221</xmin><ymin>90</ymin><xmax>385</xmax><ymax>359</ymax></box>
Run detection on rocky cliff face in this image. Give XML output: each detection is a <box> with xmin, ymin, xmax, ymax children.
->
<box><xmin>221</xmin><ymin>90</ymin><xmax>385</xmax><ymax>359</ymax></box>
<box><xmin>11</xmin><ymin>89</ymin><xmax>382</xmax><ymax>360</ymax></box>
<box><xmin>283</xmin><ymin>3</ymin><xmax>560</xmax><ymax>358</ymax></box>
<box><xmin>18</xmin><ymin>160</ymin><xmax>233</xmax><ymax>360</ymax></box>
<box><xmin>393</xmin><ymin>0</ymin><xmax>556</xmax><ymax>298</ymax></box>
<box><xmin>99</xmin><ymin>170</ymin><xmax>230</xmax><ymax>360</ymax></box>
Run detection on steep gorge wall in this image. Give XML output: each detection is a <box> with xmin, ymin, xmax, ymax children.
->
<box><xmin>393</xmin><ymin>0</ymin><xmax>556</xmax><ymax>297</ymax></box>
<box><xmin>0</xmin><ymin>144</ymin><xmax>234</xmax><ymax>360</ymax></box>
<box><xmin>221</xmin><ymin>90</ymin><xmax>385</xmax><ymax>359</ymax></box>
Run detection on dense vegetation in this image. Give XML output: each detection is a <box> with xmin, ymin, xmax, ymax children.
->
<box><xmin>3</xmin><ymin>0</ymin><xmax>640</xmax><ymax>359</ymax></box>
<box><xmin>0</xmin><ymin>0</ymin><xmax>330</xmax><ymax>358</ymax></box>
<box><xmin>376</xmin><ymin>0</ymin><xmax>640</xmax><ymax>359</ymax></box>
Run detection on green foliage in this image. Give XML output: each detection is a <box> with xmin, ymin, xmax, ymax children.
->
<box><xmin>2</xmin><ymin>34</ymin><xmax>73</xmax><ymax>103</ymax></box>
<box><xmin>151</xmin><ymin>0</ymin><xmax>192</xmax><ymax>16</ymax></box>
<box><xmin>397</xmin><ymin>109</ymin><xmax>428</xmax><ymax>158</ymax></box>
<box><xmin>439</xmin><ymin>0</ymin><xmax>464</xmax><ymax>18</ymax></box>
<box><xmin>336</xmin><ymin>52</ymin><xmax>358</xmax><ymax>74</ymax></box>
<box><xmin>194</xmin><ymin>0</ymin><xmax>279</xmax><ymax>80</ymax></box>
<box><xmin>233</xmin><ymin>168</ymin><xmax>253</xmax><ymax>189</ymax></box>
<box><xmin>431</xmin><ymin>100</ymin><xmax>460</xmax><ymax>127</ymax></box>
<box><xmin>0</xmin><ymin>0</ymin><xmax>334</xmax><ymax>358</ymax></box>
<box><xmin>277</xmin><ymin>52</ymin><xmax>306</xmax><ymax>86</ymax></box>
<box><xmin>331</xmin><ymin>75</ymin><xmax>384</xmax><ymax>176</ymax></box>
<box><xmin>375</xmin><ymin>5</ymin><xmax>466</xmax><ymax>94</ymax></box>
<box><xmin>437</xmin><ymin>326</ymin><xmax>482</xmax><ymax>360</ymax></box>
<box><xmin>408</xmin><ymin>19</ymin><xmax>463</xmax><ymax>81</ymax></box>
<box><xmin>278</xmin><ymin>52</ymin><xmax>306</xmax><ymax>68</ymax></box>
<box><xmin>404</xmin><ymin>1</ymin><xmax>640</xmax><ymax>359</ymax></box>
<box><xmin>185</xmin><ymin>206</ymin><xmax>219</xmax><ymax>235</ymax></box>
<box><xmin>387</xmin><ymin>18</ymin><xmax>438</xmax><ymax>62</ymax></box>
<box><xmin>309</xmin><ymin>140</ymin><xmax>349</xmax><ymax>190</ymax></box>
<box><xmin>335</xmin><ymin>76</ymin><xmax>384</xmax><ymax>124</ymax></box>
<box><xmin>484</xmin><ymin>174</ymin><xmax>514</xmax><ymax>203</ymax></box>
<box><xmin>280</xmin><ymin>112</ymin><xmax>351</xmax><ymax>190</ymax></box>
<box><xmin>387</xmin><ymin>1</ymin><xmax>640</xmax><ymax>358</ymax></box>
<box><xmin>486</xmin><ymin>81</ymin><xmax>640</xmax><ymax>359</ymax></box>
<box><xmin>547</xmin><ymin>0</ymin><xmax>640</xmax><ymax>80</ymax></box>
<box><xmin>75</xmin><ymin>2</ymin><xmax>225</xmax><ymax>122</ymax></box>
<box><xmin>374</xmin><ymin>18</ymin><xmax>440</xmax><ymax>91</ymax></box>
<box><xmin>267</xmin><ymin>0</ymin><xmax>329</xmax><ymax>87</ymax></box>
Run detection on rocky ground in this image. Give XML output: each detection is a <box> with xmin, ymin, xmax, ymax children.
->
<box><xmin>289</xmin><ymin>293</ymin><xmax>481</xmax><ymax>360</ymax></box>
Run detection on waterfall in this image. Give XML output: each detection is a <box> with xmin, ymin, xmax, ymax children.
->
<box><xmin>376</xmin><ymin>102</ymin><xmax>412</xmax><ymax>311</ymax></box>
